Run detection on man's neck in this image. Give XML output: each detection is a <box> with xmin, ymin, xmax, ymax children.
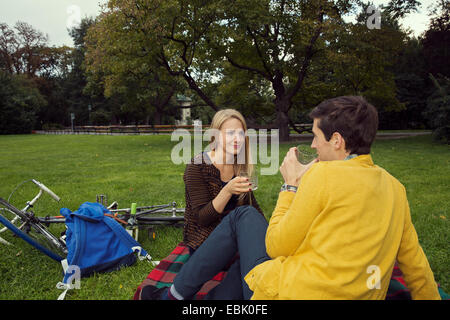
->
<box><xmin>335</xmin><ymin>150</ymin><xmax>351</xmax><ymax>161</ymax></box>
<box><xmin>344</xmin><ymin>154</ymin><xmax>358</xmax><ymax>160</ymax></box>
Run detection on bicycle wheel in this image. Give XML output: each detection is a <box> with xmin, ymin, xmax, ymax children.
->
<box><xmin>0</xmin><ymin>198</ymin><xmax>67</xmax><ymax>261</ymax></box>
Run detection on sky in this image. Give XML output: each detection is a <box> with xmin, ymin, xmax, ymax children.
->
<box><xmin>0</xmin><ymin>0</ymin><xmax>109</xmax><ymax>46</ymax></box>
<box><xmin>0</xmin><ymin>0</ymin><xmax>438</xmax><ymax>47</ymax></box>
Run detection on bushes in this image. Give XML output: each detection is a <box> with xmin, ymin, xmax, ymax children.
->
<box><xmin>423</xmin><ymin>75</ymin><xmax>450</xmax><ymax>144</ymax></box>
<box><xmin>0</xmin><ymin>71</ymin><xmax>47</xmax><ymax>134</ymax></box>
<box><xmin>41</xmin><ymin>123</ymin><xmax>65</xmax><ymax>131</ymax></box>
<box><xmin>90</xmin><ymin>109</ymin><xmax>112</xmax><ymax>126</ymax></box>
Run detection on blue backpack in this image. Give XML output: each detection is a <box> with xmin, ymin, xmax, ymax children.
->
<box><xmin>56</xmin><ymin>202</ymin><xmax>152</xmax><ymax>299</ymax></box>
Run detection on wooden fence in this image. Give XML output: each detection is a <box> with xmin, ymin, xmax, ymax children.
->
<box><xmin>36</xmin><ymin>123</ymin><xmax>312</xmax><ymax>135</ymax></box>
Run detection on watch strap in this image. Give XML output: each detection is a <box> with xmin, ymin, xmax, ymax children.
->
<box><xmin>280</xmin><ymin>183</ymin><xmax>298</xmax><ymax>193</ymax></box>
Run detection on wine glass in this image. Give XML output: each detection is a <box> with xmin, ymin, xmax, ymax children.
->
<box><xmin>296</xmin><ymin>145</ymin><xmax>317</xmax><ymax>165</ymax></box>
<box><xmin>239</xmin><ymin>170</ymin><xmax>258</xmax><ymax>191</ymax></box>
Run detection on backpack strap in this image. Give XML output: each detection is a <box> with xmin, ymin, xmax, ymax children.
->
<box><xmin>102</xmin><ymin>216</ymin><xmax>153</xmax><ymax>262</ymax></box>
<box><xmin>67</xmin><ymin>216</ymin><xmax>85</xmax><ymax>276</ymax></box>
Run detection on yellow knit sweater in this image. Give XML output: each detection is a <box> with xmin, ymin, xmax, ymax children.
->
<box><xmin>245</xmin><ymin>154</ymin><xmax>440</xmax><ymax>300</ymax></box>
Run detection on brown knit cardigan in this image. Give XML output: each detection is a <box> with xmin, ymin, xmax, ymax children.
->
<box><xmin>183</xmin><ymin>153</ymin><xmax>264</xmax><ymax>250</ymax></box>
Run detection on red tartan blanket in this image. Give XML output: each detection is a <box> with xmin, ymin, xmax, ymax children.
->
<box><xmin>133</xmin><ymin>243</ymin><xmax>449</xmax><ymax>300</ymax></box>
<box><xmin>133</xmin><ymin>243</ymin><xmax>228</xmax><ymax>300</ymax></box>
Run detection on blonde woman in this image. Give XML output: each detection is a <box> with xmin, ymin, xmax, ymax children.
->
<box><xmin>143</xmin><ymin>109</ymin><xmax>262</xmax><ymax>300</ymax></box>
<box><xmin>183</xmin><ymin>109</ymin><xmax>264</xmax><ymax>253</ymax></box>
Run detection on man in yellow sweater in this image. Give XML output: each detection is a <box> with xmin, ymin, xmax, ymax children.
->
<box><xmin>246</xmin><ymin>95</ymin><xmax>441</xmax><ymax>299</ymax></box>
<box><xmin>152</xmin><ymin>96</ymin><xmax>440</xmax><ymax>300</ymax></box>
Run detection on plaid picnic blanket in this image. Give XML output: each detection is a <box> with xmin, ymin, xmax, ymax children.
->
<box><xmin>387</xmin><ymin>263</ymin><xmax>449</xmax><ymax>300</ymax></box>
<box><xmin>133</xmin><ymin>242</ymin><xmax>449</xmax><ymax>300</ymax></box>
<box><xmin>133</xmin><ymin>243</ymin><xmax>228</xmax><ymax>300</ymax></box>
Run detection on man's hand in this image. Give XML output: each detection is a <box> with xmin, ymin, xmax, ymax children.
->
<box><xmin>280</xmin><ymin>147</ymin><xmax>317</xmax><ymax>187</ymax></box>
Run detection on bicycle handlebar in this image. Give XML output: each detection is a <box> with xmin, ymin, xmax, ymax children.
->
<box><xmin>32</xmin><ymin>179</ymin><xmax>61</xmax><ymax>202</ymax></box>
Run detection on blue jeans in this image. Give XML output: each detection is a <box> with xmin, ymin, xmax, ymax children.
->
<box><xmin>174</xmin><ymin>205</ymin><xmax>270</xmax><ymax>300</ymax></box>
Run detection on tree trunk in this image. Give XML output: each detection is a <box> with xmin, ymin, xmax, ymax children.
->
<box><xmin>273</xmin><ymin>74</ymin><xmax>291</xmax><ymax>142</ymax></box>
<box><xmin>275</xmin><ymin>102</ymin><xmax>291</xmax><ymax>142</ymax></box>
<box><xmin>274</xmin><ymin>94</ymin><xmax>291</xmax><ymax>142</ymax></box>
<box><xmin>153</xmin><ymin>109</ymin><xmax>162</xmax><ymax>125</ymax></box>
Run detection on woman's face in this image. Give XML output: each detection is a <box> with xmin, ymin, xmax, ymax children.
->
<box><xmin>217</xmin><ymin>118</ymin><xmax>245</xmax><ymax>157</ymax></box>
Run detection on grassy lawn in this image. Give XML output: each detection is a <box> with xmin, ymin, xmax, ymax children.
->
<box><xmin>0</xmin><ymin>133</ymin><xmax>448</xmax><ymax>299</ymax></box>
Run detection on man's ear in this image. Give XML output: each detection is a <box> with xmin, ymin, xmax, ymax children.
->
<box><xmin>331</xmin><ymin>132</ymin><xmax>346</xmax><ymax>151</ymax></box>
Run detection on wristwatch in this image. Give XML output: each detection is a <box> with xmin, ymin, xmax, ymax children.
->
<box><xmin>280</xmin><ymin>183</ymin><xmax>298</xmax><ymax>193</ymax></box>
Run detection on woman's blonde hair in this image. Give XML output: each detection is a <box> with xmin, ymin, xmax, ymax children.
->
<box><xmin>209</xmin><ymin>109</ymin><xmax>253</xmax><ymax>177</ymax></box>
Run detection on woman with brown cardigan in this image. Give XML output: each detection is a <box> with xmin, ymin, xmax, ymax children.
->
<box><xmin>183</xmin><ymin>109</ymin><xmax>264</xmax><ymax>252</ymax></box>
<box><xmin>181</xmin><ymin>109</ymin><xmax>265</xmax><ymax>299</ymax></box>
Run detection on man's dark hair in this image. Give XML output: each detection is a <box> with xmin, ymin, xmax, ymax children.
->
<box><xmin>309</xmin><ymin>96</ymin><xmax>379</xmax><ymax>155</ymax></box>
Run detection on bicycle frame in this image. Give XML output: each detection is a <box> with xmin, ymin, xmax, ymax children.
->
<box><xmin>38</xmin><ymin>203</ymin><xmax>185</xmax><ymax>226</ymax></box>
<box><xmin>0</xmin><ymin>197</ymin><xmax>67</xmax><ymax>260</ymax></box>
<box><xmin>0</xmin><ymin>179</ymin><xmax>60</xmax><ymax>234</ymax></box>
<box><xmin>0</xmin><ymin>179</ymin><xmax>185</xmax><ymax>261</ymax></box>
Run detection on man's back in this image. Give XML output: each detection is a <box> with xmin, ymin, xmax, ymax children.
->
<box><xmin>247</xmin><ymin>154</ymin><xmax>440</xmax><ymax>299</ymax></box>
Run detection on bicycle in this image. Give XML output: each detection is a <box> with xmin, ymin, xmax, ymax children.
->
<box><xmin>0</xmin><ymin>179</ymin><xmax>185</xmax><ymax>263</ymax></box>
<box><xmin>0</xmin><ymin>179</ymin><xmax>67</xmax><ymax>261</ymax></box>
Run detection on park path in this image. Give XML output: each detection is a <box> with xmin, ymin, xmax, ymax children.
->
<box><xmin>290</xmin><ymin>131</ymin><xmax>432</xmax><ymax>142</ymax></box>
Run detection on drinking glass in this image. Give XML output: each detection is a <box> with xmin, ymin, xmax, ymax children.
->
<box><xmin>296</xmin><ymin>145</ymin><xmax>317</xmax><ymax>165</ymax></box>
<box><xmin>239</xmin><ymin>170</ymin><xmax>258</xmax><ymax>191</ymax></box>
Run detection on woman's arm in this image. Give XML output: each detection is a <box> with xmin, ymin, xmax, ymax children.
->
<box><xmin>212</xmin><ymin>187</ymin><xmax>233</xmax><ymax>214</ymax></box>
<box><xmin>213</xmin><ymin>176</ymin><xmax>252</xmax><ymax>213</ymax></box>
<box><xmin>184</xmin><ymin>164</ymin><xmax>221</xmax><ymax>227</ymax></box>
<box><xmin>184</xmin><ymin>164</ymin><xmax>250</xmax><ymax>226</ymax></box>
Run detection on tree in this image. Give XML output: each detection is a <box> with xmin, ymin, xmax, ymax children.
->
<box><xmin>211</xmin><ymin>63</ymin><xmax>275</xmax><ymax>126</ymax></box>
<box><xmin>0</xmin><ymin>70</ymin><xmax>47</xmax><ymax>134</ymax></box>
<box><xmin>421</xmin><ymin>1</ymin><xmax>450</xmax><ymax>142</ymax></box>
<box><xmin>207</xmin><ymin>0</ymin><xmax>334</xmax><ymax>140</ymax></box>
<box><xmin>0</xmin><ymin>23</ymin><xmax>17</xmax><ymax>73</ymax></box>
<box><xmin>423</xmin><ymin>74</ymin><xmax>450</xmax><ymax>143</ymax></box>
<box><xmin>85</xmin><ymin>0</ymin><xmax>356</xmax><ymax>140</ymax></box>
<box><xmin>65</xmin><ymin>17</ymin><xmax>104</xmax><ymax>125</ymax></box>
<box><xmin>389</xmin><ymin>36</ymin><xmax>429</xmax><ymax>129</ymax></box>
<box><xmin>287</xmin><ymin>2</ymin><xmax>412</xmax><ymax>129</ymax></box>
<box><xmin>0</xmin><ymin>21</ymin><xmax>77</xmax><ymax>129</ymax></box>
<box><xmin>422</xmin><ymin>0</ymin><xmax>450</xmax><ymax>78</ymax></box>
<box><xmin>84</xmin><ymin>7</ymin><xmax>187</xmax><ymax>125</ymax></box>
<box><xmin>0</xmin><ymin>21</ymin><xmax>51</xmax><ymax>77</ymax></box>
<box><xmin>205</xmin><ymin>0</ymin><xmax>417</xmax><ymax>139</ymax></box>
<box><xmin>84</xmin><ymin>0</ymin><xmax>420</xmax><ymax>137</ymax></box>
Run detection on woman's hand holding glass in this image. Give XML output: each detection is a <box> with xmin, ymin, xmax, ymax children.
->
<box><xmin>239</xmin><ymin>170</ymin><xmax>258</xmax><ymax>191</ymax></box>
<box><xmin>223</xmin><ymin>176</ymin><xmax>252</xmax><ymax>196</ymax></box>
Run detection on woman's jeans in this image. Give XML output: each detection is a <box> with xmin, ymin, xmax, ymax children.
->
<box><xmin>173</xmin><ymin>205</ymin><xmax>270</xmax><ymax>300</ymax></box>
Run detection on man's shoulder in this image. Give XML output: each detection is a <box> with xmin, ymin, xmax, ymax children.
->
<box><xmin>374</xmin><ymin>165</ymin><xmax>406</xmax><ymax>191</ymax></box>
<box><xmin>301</xmin><ymin>161</ymin><xmax>329</xmax><ymax>182</ymax></box>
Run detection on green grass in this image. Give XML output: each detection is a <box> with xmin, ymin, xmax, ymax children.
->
<box><xmin>0</xmin><ymin>134</ymin><xmax>448</xmax><ymax>299</ymax></box>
